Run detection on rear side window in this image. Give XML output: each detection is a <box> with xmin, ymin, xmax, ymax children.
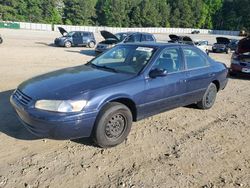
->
<box><xmin>183</xmin><ymin>47</ymin><xmax>209</xmax><ymax>69</ymax></box>
<box><xmin>81</xmin><ymin>32</ymin><xmax>89</xmax><ymax>37</ymax></box>
<box><xmin>142</xmin><ymin>34</ymin><xmax>155</xmax><ymax>42</ymax></box>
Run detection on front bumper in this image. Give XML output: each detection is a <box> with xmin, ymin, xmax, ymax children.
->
<box><xmin>212</xmin><ymin>47</ymin><xmax>226</xmax><ymax>53</ymax></box>
<box><xmin>230</xmin><ymin>64</ymin><xmax>250</xmax><ymax>74</ymax></box>
<box><xmin>10</xmin><ymin>95</ymin><xmax>97</xmax><ymax>140</ymax></box>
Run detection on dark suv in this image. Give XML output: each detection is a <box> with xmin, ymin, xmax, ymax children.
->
<box><xmin>95</xmin><ymin>30</ymin><xmax>156</xmax><ymax>53</ymax></box>
<box><xmin>54</xmin><ymin>27</ymin><xmax>96</xmax><ymax>48</ymax></box>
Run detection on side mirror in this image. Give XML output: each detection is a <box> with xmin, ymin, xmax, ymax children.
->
<box><xmin>149</xmin><ymin>69</ymin><xmax>167</xmax><ymax>78</ymax></box>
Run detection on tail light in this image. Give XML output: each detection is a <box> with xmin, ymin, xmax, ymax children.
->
<box><xmin>231</xmin><ymin>53</ymin><xmax>240</xmax><ymax>65</ymax></box>
<box><xmin>232</xmin><ymin>53</ymin><xmax>240</xmax><ymax>60</ymax></box>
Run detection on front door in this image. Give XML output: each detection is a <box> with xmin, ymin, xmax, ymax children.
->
<box><xmin>139</xmin><ymin>47</ymin><xmax>187</xmax><ymax>117</ymax></box>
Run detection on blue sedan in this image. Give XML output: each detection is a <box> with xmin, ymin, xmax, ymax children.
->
<box><xmin>10</xmin><ymin>43</ymin><xmax>228</xmax><ymax>148</ymax></box>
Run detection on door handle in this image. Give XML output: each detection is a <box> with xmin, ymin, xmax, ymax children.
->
<box><xmin>179</xmin><ymin>79</ymin><xmax>187</xmax><ymax>83</ymax></box>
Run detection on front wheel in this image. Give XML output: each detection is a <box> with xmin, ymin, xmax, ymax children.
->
<box><xmin>197</xmin><ymin>83</ymin><xmax>217</xmax><ymax>110</ymax></box>
<box><xmin>93</xmin><ymin>102</ymin><xmax>132</xmax><ymax>148</ymax></box>
<box><xmin>64</xmin><ymin>41</ymin><xmax>72</xmax><ymax>48</ymax></box>
<box><xmin>88</xmin><ymin>41</ymin><xmax>95</xmax><ymax>48</ymax></box>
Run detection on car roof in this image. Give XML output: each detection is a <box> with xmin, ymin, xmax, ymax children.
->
<box><xmin>72</xmin><ymin>31</ymin><xmax>93</xmax><ymax>33</ymax></box>
<box><xmin>117</xmin><ymin>42</ymin><xmax>189</xmax><ymax>49</ymax></box>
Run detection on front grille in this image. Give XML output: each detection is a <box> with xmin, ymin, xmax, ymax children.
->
<box><xmin>13</xmin><ymin>89</ymin><xmax>32</xmax><ymax>106</ymax></box>
<box><xmin>240</xmin><ymin>63</ymin><xmax>247</xmax><ymax>66</ymax></box>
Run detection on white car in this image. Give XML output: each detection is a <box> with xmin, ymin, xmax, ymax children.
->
<box><xmin>195</xmin><ymin>40</ymin><xmax>211</xmax><ymax>55</ymax></box>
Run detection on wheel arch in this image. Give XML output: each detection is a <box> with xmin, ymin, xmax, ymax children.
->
<box><xmin>212</xmin><ymin>80</ymin><xmax>220</xmax><ymax>91</ymax></box>
<box><xmin>97</xmin><ymin>96</ymin><xmax>137</xmax><ymax>122</ymax></box>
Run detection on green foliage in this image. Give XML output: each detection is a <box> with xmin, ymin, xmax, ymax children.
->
<box><xmin>0</xmin><ymin>0</ymin><xmax>249</xmax><ymax>31</ymax></box>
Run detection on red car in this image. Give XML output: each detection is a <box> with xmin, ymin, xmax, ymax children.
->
<box><xmin>230</xmin><ymin>36</ymin><xmax>250</xmax><ymax>76</ymax></box>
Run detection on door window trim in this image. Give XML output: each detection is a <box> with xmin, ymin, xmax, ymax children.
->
<box><xmin>181</xmin><ymin>46</ymin><xmax>211</xmax><ymax>71</ymax></box>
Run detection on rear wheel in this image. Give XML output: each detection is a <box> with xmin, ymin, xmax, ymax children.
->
<box><xmin>64</xmin><ymin>41</ymin><xmax>72</xmax><ymax>48</ymax></box>
<box><xmin>197</xmin><ymin>83</ymin><xmax>217</xmax><ymax>110</ymax></box>
<box><xmin>93</xmin><ymin>102</ymin><xmax>132</xmax><ymax>148</ymax></box>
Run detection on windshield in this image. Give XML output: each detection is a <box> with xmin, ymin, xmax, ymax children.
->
<box><xmin>66</xmin><ymin>31</ymin><xmax>75</xmax><ymax>37</ymax></box>
<box><xmin>89</xmin><ymin>45</ymin><xmax>156</xmax><ymax>74</ymax></box>
<box><xmin>115</xmin><ymin>33</ymin><xmax>129</xmax><ymax>41</ymax></box>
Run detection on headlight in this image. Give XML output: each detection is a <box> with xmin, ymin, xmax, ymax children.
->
<box><xmin>35</xmin><ymin>100</ymin><xmax>87</xmax><ymax>113</ymax></box>
<box><xmin>108</xmin><ymin>44</ymin><xmax>115</xmax><ymax>48</ymax></box>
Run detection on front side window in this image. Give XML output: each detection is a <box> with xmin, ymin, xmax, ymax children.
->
<box><xmin>183</xmin><ymin>47</ymin><xmax>209</xmax><ymax>69</ymax></box>
<box><xmin>153</xmin><ymin>48</ymin><xmax>182</xmax><ymax>73</ymax></box>
<box><xmin>125</xmin><ymin>34</ymin><xmax>141</xmax><ymax>43</ymax></box>
<box><xmin>89</xmin><ymin>46</ymin><xmax>156</xmax><ymax>74</ymax></box>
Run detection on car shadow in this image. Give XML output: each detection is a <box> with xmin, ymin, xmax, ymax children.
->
<box><xmin>71</xmin><ymin>137</ymin><xmax>98</xmax><ymax>147</ymax></box>
<box><xmin>35</xmin><ymin>42</ymin><xmax>55</xmax><ymax>47</ymax></box>
<box><xmin>0</xmin><ymin>90</ymin><xmax>38</xmax><ymax>140</ymax></box>
<box><xmin>65</xmin><ymin>49</ymin><xmax>97</xmax><ymax>57</ymax></box>
<box><xmin>228</xmin><ymin>74</ymin><xmax>250</xmax><ymax>80</ymax></box>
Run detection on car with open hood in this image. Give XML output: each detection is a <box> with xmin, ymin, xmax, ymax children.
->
<box><xmin>95</xmin><ymin>30</ymin><xmax>156</xmax><ymax>53</ymax></box>
<box><xmin>168</xmin><ymin>35</ymin><xmax>210</xmax><ymax>55</ymax></box>
<box><xmin>10</xmin><ymin>43</ymin><xmax>228</xmax><ymax>148</ymax></box>
<box><xmin>230</xmin><ymin>36</ymin><xmax>250</xmax><ymax>76</ymax></box>
<box><xmin>54</xmin><ymin>27</ymin><xmax>96</xmax><ymax>48</ymax></box>
<box><xmin>212</xmin><ymin>37</ymin><xmax>230</xmax><ymax>53</ymax></box>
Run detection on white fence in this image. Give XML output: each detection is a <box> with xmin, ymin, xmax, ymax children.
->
<box><xmin>1</xmin><ymin>21</ymin><xmax>240</xmax><ymax>36</ymax></box>
<box><xmin>54</xmin><ymin>24</ymin><xmax>240</xmax><ymax>36</ymax></box>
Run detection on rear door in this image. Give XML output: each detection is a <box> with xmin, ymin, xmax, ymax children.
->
<box><xmin>72</xmin><ymin>32</ymin><xmax>83</xmax><ymax>45</ymax></box>
<box><xmin>141</xmin><ymin>47</ymin><xmax>187</xmax><ymax>117</ymax></box>
<box><xmin>82</xmin><ymin>32</ymin><xmax>90</xmax><ymax>45</ymax></box>
<box><xmin>181</xmin><ymin>46</ymin><xmax>213</xmax><ymax>105</ymax></box>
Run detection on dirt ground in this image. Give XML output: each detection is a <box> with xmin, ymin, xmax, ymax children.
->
<box><xmin>0</xmin><ymin>29</ymin><xmax>249</xmax><ymax>188</ymax></box>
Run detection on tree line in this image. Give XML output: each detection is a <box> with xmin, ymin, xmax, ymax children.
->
<box><xmin>0</xmin><ymin>0</ymin><xmax>249</xmax><ymax>31</ymax></box>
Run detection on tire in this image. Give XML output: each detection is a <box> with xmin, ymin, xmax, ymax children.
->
<box><xmin>0</xmin><ymin>37</ymin><xmax>3</xmax><ymax>44</ymax></box>
<box><xmin>197</xmin><ymin>83</ymin><xmax>217</xmax><ymax>110</ymax></box>
<box><xmin>93</xmin><ymin>102</ymin><xmax>132</xmax><ymax>148</ymax></box>
<box><xmin>64</xmin><ymin>41</ymin><xmax>72</xmax><ymax>48</ymax></box>
<box><xmin>88</xmin><ymin>41</ymin><xmax>95</xmax><ymax>48</ymax></box>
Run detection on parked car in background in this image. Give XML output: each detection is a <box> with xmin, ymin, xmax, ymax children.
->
<box><xmin>168</xmin><ymin>35</ymin><xmax>194</xmax><ymax>45</ymax></box>
<box><xmin>212</xmin><ymin>37</ymin><xmax>230</xmax><ymax>53</ymax></box>
<box><xmin>168</xmin><ymin>35</ymin><xmax>210</xmax><ymax>55</ymax></box>
<box><xmin>0</xmin><ymin>35</ymin><xmax>3</xmax><ymax>44</ymax></box>
<box><xmin>54</xmin><ymin>27</ymin><xmax>96</xmax><ymax>48</ymax></box>
<box><xmin>228</xmin><ymin>39</ymin><xmax>239</xmax><ymax>51</ymax></box>
<box><xmin>10</xmin><ymin>43</ymin><xmax>228</xmax><ymax>148</ymax></box>
<box><xmin>230</xmin><ymin>36</ymin><xmax>250</xmax><ymax>76</ymax></box>
<box><xmin>195</xmin><ymin>40</ymin><xmax>211</xmax><ymax>55</ymax></box>
<box><xmin>95</xmin><ymin>30</ymin><xmax>156</xmax><ymax>53</ymax></box>
<box><xmin>191</xmin><ymin>30</ymin><xmax>200</xmax><ymax>34</ymax></box>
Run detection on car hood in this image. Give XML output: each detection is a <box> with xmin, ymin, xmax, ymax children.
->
<box><xmin>237</xmin><ymin>37</ymin><xmax>250</xmax><ymax>54</ymax></box>
<box><xmin>101</xmin><ymin>30</ymin><xmax>119</xmax><ymax>41</ymax></box>
<box><xmin>169</xmin><ymin>34</ymin><xmax>179</xmax><ymax>41</ymax></box>
<box><xmin>216</xmin><ymin>37</ymin><xmax>230</xmax><ymax>44</ymax></box>
<box><xmin>58</xmin><ymin>27</ymin><xmax>68</xmax><ymax>36</ymax></box>
<box><xmin>18</xmin><ymin>65</ymin><xmax>134</xmax><ymax>100</ymax></box>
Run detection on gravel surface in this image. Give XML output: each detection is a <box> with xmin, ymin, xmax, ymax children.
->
<box><xmin>0</xmin><ymin>29</ymin><xmax>249</xmax><ymax>188</ymax></box>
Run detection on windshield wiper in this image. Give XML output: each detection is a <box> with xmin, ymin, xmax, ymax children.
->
<box><xmin>89</xmin><ymin>63</ymin><xmax>118</xmax><ymax>73</ymax></box>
